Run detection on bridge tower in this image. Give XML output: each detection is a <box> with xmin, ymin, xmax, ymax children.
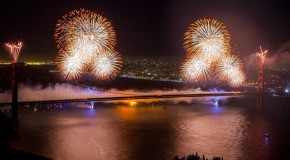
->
<box><xmin>256</xmin><ymin>46</ymin><xmax>267</xmax><ymax>106</ymax></box>
<box><xmin>4</xmin><ymin>41</ymin><xmax>23</xmax><ymax>122</ymax></box>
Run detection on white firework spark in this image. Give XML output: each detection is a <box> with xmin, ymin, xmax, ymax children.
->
<box><xmin>184</xmin><ymin>18</ymin><xmax>230</xmax><ymax>62</ymax></box>
<box><xmin>181</xmin><ymin>18</ymin><xmax>246</xmax><ymax>87</ymax></box>
<box><xmin>91</xmin><ymin>51</ymin><xmax>123</xmax><ymax>80</ymax></box>
<box><xmin>217</xmin><ymin>55</ymin><xmax>242</xmax><ymax>80</ymax></box>
<box><xmin>54</xmin><ymin>9</ymin><xmax>122</xmax><ymax>80</ymax></box>
<box><xmin>181</xmin><ymin>55</ymin><xmax>211</xmax><ymax>81</ymax></box>
<box><xmin>227</xmin><ymin>70</ymin><xmax>246</xmax><ymax>87</ymax></box>
<box><xmin>57</xmin><ymin>52</ymin><xmax>85</xmax><ymax>80</ymax></box>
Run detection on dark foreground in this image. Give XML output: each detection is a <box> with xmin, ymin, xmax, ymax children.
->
<box><xmin>0</xmin><ymin>112</ymin><xmax>51</xmax><ymax>160</ymax></box>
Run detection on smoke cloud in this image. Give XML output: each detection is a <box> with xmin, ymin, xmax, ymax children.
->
<box><xmin>266</xmin><ymin>41</ymin><xmax>290</xmax><ymax>67</ymax></box>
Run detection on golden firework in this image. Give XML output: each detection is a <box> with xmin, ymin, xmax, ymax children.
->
<box><xmin>54</xmin><ymin>9</ymin><xmax>122</xmax><ymax>80</ymax></box>
<box><xmin>184</xmin><ymin>18</ymin><xmax>231</xmax><ymax>62</ymax></box>
<box><xmin>180</xmin><ymin>54</ymin><xmax>211</xmax><ymax>82</ymax></box>
<box><xmin>91</xmin><ymin>51</ymin><xmax>123</xmax><ymax>80</ymax></box>
<box><xmin>181</xmin><ymin>18</ymin><xmax>246</xmax><ymax>87</ymax></box>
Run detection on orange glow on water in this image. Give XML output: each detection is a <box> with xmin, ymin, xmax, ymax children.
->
<box><xmin>129</xmin><ymin>101</ymin><xmax>137</xmax><ymax>106</ymax></box>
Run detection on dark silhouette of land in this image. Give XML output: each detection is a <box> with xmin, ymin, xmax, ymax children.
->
<box><xmin>0</xmin><ymin>112</ymin><xmax>51</xmax><ymax>160</ymax></box>
<box><xmin>173</xmin><ymin>153</ymin><xmax>223</xmax><ymax>160</ymax></box>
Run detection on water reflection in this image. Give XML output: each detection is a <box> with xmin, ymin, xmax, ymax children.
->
<box><xmin>51</xmin><ymin>116</ymin><xmax>119</xmax><ymax>159</ymax></box>
<box><xmin>84</xmin><ymin>108</ymin><xmax>97</xmax><ymax>117</ymax></box>
<box><xmin>210</xmin><ymin>106</ymin><xmax>222</xmax><ymax>113</ymax></box>
<box><xmin>7</xmin><ymin>96</ymin><xmax>290</xmax><ymax>160</ymax></box>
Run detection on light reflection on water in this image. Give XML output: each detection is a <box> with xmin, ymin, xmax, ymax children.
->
<box><xmin>8</xmin><ymin>96</ymin><xmax>290</xmax><ymax>160</ymax></box>
<box><xmin>174</xmin><ymin>109</ymin><xmax>247</xmax><ymax>159</ymax></box>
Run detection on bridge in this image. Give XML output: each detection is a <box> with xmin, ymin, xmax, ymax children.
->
<box><xmin>0</xmin><ymin>83</ymin><xmax>258</xmax><ymax>123</ymax></box>
<box><xmin>0</xmin><ymin>90</ymin><xmax>255</xmax><ymax>107</ymax></box>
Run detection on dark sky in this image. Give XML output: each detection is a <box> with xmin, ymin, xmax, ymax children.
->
<box><xmin>0</xmin><ymin>0</ymin><xmax>289</xmax><ymax>62</ymax></box>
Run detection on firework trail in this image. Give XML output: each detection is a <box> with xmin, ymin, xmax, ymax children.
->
<box><xmin>4</xmin><ymin>41</ymin><xmax>23</xmax><ymax>63</ymax></box>
<box><xmin>54</xmin><ymin>8</ymin><xmax>122</xmax><ymax>80</ymax></box>
<box><xmin>256</xmin><ymin>46</ymin><xmax>268</xmax><ymax>64</ymax></box>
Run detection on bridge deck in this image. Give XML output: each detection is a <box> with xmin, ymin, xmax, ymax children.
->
<box><xmin>0</xmin><ymin>92</ymin><xmax>257</xmax><ymax>107</ymax></box>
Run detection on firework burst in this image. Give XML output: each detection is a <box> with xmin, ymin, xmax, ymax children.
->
<box><xmin>181</xmin><ymin>18</ymin><xmax>246</xmax><ymax>87</ymax></box>
<box><xmin>217</xmin><ymin>55</ymin><xmax>243</xmax><ymax>80</ymax></box>
<box><xmin>56</xmin><ymin>52</ymin><xmax>85</xmax><ymax>80</ymax></box>
<box><xmin>227</xmin><ymin>70</ymin><xmax>246</xmax><ymax>87</ymax></box>
<box><xmin>184</xmin><ymin>18</ymin><xmax>230</xmax><ymax>62</ymax></box>
<box><xmin>91</xmin><ymin>51</ymin><xmax>123</xmax><ymax>80</ymax></box>
<box><xmin>54</xmin><ymin>9</ymin><xmax>122</xmax><ymax>80</ymax></box>
<box><xmin>217</xmin><ymin>55</ymin><xmax>246</xmax><ymax>87</ymax></box>
<box><xmin>180</xmin><ymin>55</ymin><xmax>211</xmax><ymax>82</ymax></box>
<box><xmin>54</xmin><ymin>8</ymin><xmax>116</xmax><ymax>52</ymax></box>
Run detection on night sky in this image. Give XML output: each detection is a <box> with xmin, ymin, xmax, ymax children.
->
<box><xmin>0</xmin><ymin>0</ymin><xmax>289</xmax><ymax>62</ymax></box>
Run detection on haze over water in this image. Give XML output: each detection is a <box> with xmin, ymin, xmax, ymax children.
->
<box><xmin>7</xmin><ymin>95</ymin><xmax>290</xmax><ymax>160</ymax></box>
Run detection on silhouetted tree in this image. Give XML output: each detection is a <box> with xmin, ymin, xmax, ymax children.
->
<box><xmin>173</xmin><ymin>153</ymin><xmax>223</xmax><ymax>160</ymax></box>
